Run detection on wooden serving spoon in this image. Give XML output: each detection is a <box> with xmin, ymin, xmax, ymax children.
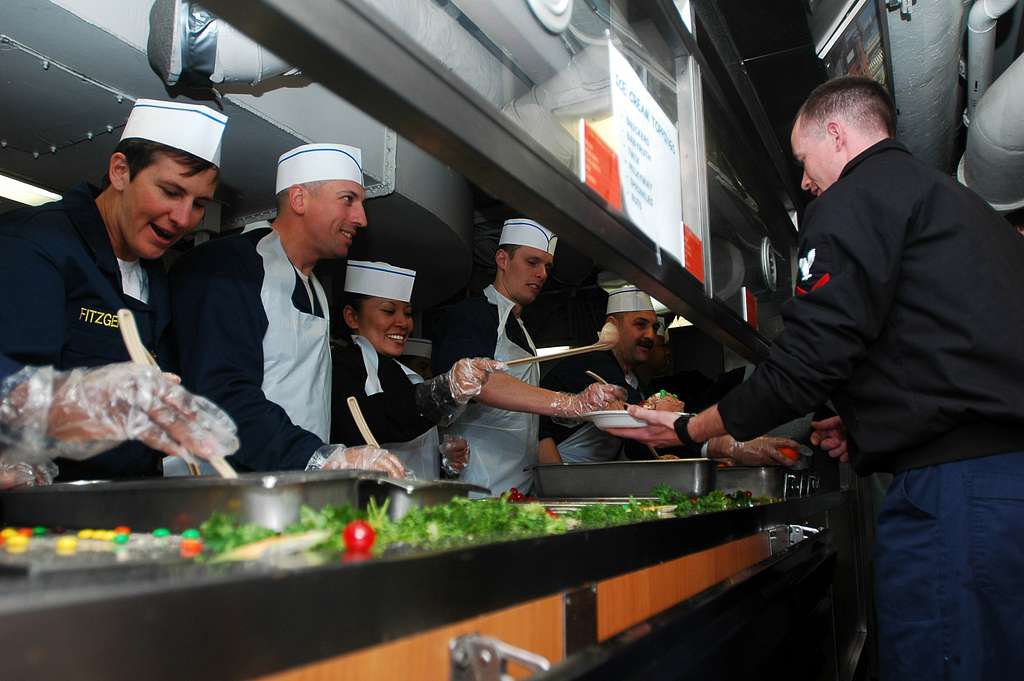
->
<box><xmin>506</xmin><ymin>321</ymin><xmax>619</xmax><ymax>367</ymax></box>
<box><xmin>117</xmin><ymin>309</ymin><xmax>238</xmax><ymax>480</ymax></box>
<box><xmin>346</xmin><ymin>396</ymin><xmax>380</xmax><ymax>448</ymax></box>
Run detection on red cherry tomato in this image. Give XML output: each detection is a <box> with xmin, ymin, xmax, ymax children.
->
<box><xmin>778</xmin><ymin>446</ymin><xmax>800</xmax><ymax>461</ymax></box>
<box><xmin>342</xmin><ymin>520</ymin><xmax>376</xmax><ymax>553</ymax></box>
<box><xmin>506</xmin><ymin>487</ymin><xmax>525</xmax><ymax>503</ymax></box>
<box><xmin>546</xmin><ymin>509</ymin><xmax>559</xmax><ymax>519</ymax></box>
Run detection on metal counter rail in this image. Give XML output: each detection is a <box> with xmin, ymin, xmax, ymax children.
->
<box><xmin>0</xmin><ymin>492</ymin><xmax>845</xmax><ymax>681</ymax></box>
<box><xmin>201</xmin><ymin>0</ymin><xmax>772</xmax><ymax>361</ymax></box>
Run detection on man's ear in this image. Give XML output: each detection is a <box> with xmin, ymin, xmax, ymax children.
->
<box><xmin>107</xmin><ymin>152</ymin><xmax>131</xmax><ymax>191</ymax></box>
<box><xmin>495</xmin><ymin>247</ymin><xmax>509</xmax><ymax>272</ymax></box>
<box><xmin>827</xmin><ymin>121</ymin><xmax>844</xmax><ymax>151</ymax></box>
<box><xmin>288</xmin><ymin>185</ymin><xmax>307</xmax><ymax>215</ymax></box>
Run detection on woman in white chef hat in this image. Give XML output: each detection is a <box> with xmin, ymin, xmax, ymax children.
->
<box><xmin>332</xmin><ymin>261</ymin><xmax>504</xmax><ymax>479</ymax></box>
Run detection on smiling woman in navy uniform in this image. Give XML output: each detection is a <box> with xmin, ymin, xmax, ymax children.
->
<box><xmin>0</xmin><ymin>99</ymin><xmax>228</xmax><ymax>480</ymax></box>
<box><xmin>331</xmin><ymin>260</ymin><xmax>504</xmax><ymax>480</ymax></box>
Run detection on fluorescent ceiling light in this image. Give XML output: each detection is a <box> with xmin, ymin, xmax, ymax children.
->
<box><xmin>0</xmin><ymin>174</ymin><xmax>61</xmax><ymax>206</ymax></box>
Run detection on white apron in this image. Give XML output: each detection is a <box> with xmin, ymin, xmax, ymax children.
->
<box><xmin>352</xmin><ymin>335</ymin><xmax>440</xmax><ymax>480</ymax></box>
<box><xmin>446</xmin><ymin>285</ymin><xmax>539</xmax><ymax>496</ymax></box>
<box><xmin>165</xmin><ymin>223</ymin><xmax>331</xmax><ymax>477</ymax></box>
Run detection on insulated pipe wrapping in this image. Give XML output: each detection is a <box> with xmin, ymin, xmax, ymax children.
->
<box><xmin>886</xmin><ymin>0</ymin><xmax>972</xmax><ymax>172</ymax></box>
<box><xmin>965</xmin><ymin>0</ymin><xmax>1019</xmax><ymax>122</ymax></box>
<box><xmin>959</xmin><ymin>52</ymin><xmax>1024</xmax><ymax>210</ymax></box>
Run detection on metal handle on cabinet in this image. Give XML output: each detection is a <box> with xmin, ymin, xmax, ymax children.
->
<box><xmin>450</xmin><ymin>634</ymin><xmax>551</xmax><ymax>681</ymax></box>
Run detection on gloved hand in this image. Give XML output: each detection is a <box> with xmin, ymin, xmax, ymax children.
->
<box><xmin>709</xmin><ymin>435</ymin><xmax>800</xmax><ymax>467</ymax></box>
<box><xmin>0</xmin><ymin>460</ymin><xmax>58</xmax><ymax>489</ymax></box>
<box><xmin>311</xmin><ymin>444</ymin><xmax>406</xmax><ymax>479</ymax></box>
<box><xmin>549</xmin><ymin>383</ymin><xmax>627</xmax><ymax>419</ymax></box>
<box><xmin>446</xmin><ymin>358</ymin><xmax>506</xmax><ymax>404</ymax></box>
<box><xmin>439</xmin><ymin>434</ymin><xmax>470</xmax><ymax>476</ymax></box>
<box><xmin>416</xmin><ymin>358</ymin><xmax>506</xmax><ymax>427</ymax></box>
<box><xmin>0</xmin><ymin>363</ymin><xmax>239</xmax><ymax>464</ymax></box>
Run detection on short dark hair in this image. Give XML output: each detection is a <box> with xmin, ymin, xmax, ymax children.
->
<box><xmin>497</xmin><ymin>244</ymin><xmax>521</xmax><ymax>259</ymax></box>
<box><xmin>796</xmin><ymin>76</ymin><xmax>896</xmax><ymax>138</ymax></box>
<box><xmin>101</xmin><ymin>139</ymin><xmax>218</xmax><ymax>188</ymax></box>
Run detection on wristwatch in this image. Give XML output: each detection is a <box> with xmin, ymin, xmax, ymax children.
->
<box><xmin>673</xmin><ymin>413</ymin><xmax>699</xmax><ymax>448</ymax></box>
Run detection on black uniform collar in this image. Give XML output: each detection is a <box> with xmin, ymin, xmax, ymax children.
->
<box><xmin>64</xmin><ymin>182</ymin><xmax>118</xmax><ymax>276</ymax></box>
<box><xmin>839</xmin><ymin>138</ymin><xmax>910</xmax><ymax>180</ymax></box>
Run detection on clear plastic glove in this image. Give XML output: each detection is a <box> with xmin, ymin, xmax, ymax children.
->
<box><xmin>0</xmin><ymin>363</ymin><xmax>239</xmax><ymax>464</ymax></box>
<box><xmin>311</xmin><ymin>444</ymin><xmax>406</xmax><ymax>479</ymax></box>
<box><xmin>439</xmin><ymin>434</ymin><xmax>470</xmax><ymax>476</ymax></box>
<box><xmin>0</xmin><ymin>460</ymin><xmax>58</xmax><ymax>489</ymax></box>
<box><xmin>550</xmin><ymin>383</ymin><xmax>627</xmax><ymax>419</ymax></box>
<box><xmin>415</xmin><ymin>358</ymin><xmax>506</xmax><ymax>427</ymax></box>
<box><xmin>711</xmin><ymin>435</ymin><xmax>800</xmax><ymax>467</ymax></box>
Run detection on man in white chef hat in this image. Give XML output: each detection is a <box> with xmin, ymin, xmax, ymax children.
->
<box><xmin>433</xmin><ymin>218</ymin><xmax>624</xmax><ymax>495</ymax></box>
<box><xmin>538</xmin><ymin>285</ymin><xmax>664</xmax><ymax>464</ymax></box>
<box><xmin>170</xmin><ymin>143</ymin><xmax>405</xmax><ymax>476</ymax></box>
<box><xmin>0</xmin><ymin>97</ymin><xmax>242</xmax><ymax>481</ymax></box>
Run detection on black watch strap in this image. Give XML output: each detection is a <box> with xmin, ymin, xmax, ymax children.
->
<box><xmin>674</xmin><ymin>414</ymin><xmax>698</xmax><ymax>448</ymax></box>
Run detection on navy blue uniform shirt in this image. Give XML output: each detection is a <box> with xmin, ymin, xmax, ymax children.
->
<box><xmin>432</xmin><ymin>294</ymin><xmax>534</xmax><ymax>373</ymax></box>
<box><xmin>0</xmin><ymin>353</ymin><xmax>22</xmax><ymax>385</ymax></box>
<box><xmin>0</xmin><ymin>182</ymin><xmax>169</xmax><ymax>480</ymax></box>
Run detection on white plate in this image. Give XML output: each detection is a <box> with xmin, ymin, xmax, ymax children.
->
<box><xmin>582</xmin><ymin>410</ymin><xmax>648</xmax><ymax>429</ymax></box>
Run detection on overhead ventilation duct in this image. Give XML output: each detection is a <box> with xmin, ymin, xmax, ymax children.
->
<box><xmin>885</xmin><ymin>0</ymin><xmax>971</xmax><ymax>172</ymax></box>
<box><xmin>958</xmin><ymin>51</ymin><xmax>1024</xmax><ymax>211</ymax></box>
<box><xmin>965</xmin><ymin>0</ymin><xmax>1019</xmax><ymax>123</ymax></box>
<box><xmin>148</xmin><ymin>0</ymin><xmax>298</xmax><ymax>86</ymax></box>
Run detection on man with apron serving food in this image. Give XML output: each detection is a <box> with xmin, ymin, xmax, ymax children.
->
<box><xmin>433</xmin><ymin>219</ymin><xmax>625</xmax><ymax>495</ymax></box>
<box><xmin>171</xmin><ymin>143</ymin><xmax>403</xmax><ymax>476</ymax></box>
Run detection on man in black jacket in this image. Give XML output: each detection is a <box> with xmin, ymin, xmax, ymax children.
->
<box><xmin>613</xmin><ymin>76</ymin><xmax>1024</xmax><ymax>680</ymax></box>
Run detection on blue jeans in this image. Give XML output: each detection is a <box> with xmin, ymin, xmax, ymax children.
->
<box><xmin>875</xmin><ymin>450</ymin><xmax>1024</xmax><ymax>681</ymax></box>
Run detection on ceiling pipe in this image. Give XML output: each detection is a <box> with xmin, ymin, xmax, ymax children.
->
<box><xmin>958</xmin><ymin>51</ymin><xmax>1024</xmax><ymax>211</ymax></box>
<box><xmin>965</xmin><ymin>0</ymin><xmax>1019</xmax><ymax>124</ymax></box>
<box><xmin>885</xmin><ymin>0</ymin><xmax>972</xmax><ymax>172</ymax></box>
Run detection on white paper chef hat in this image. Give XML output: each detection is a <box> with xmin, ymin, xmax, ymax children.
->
<box><xmin>344</xmin><ymin>260</ymin><xmax>416</xmax><ymax>302</ymax></box>
<box><xmin>402</xmin><ymin>338</ymin><xmax>432</xmax><ymax>359</ymax></box>
<box><xmin>275</xmin><ymin>143</ymin><xmax>363</xmax><ymax>194</ymax></box>
<box><xmin>606</xmin><ymin>285</ymin><xmax>655</xmax><ymax>315</ymax></box>
<box><xmin>120</xmin><ymin>99</ymin><xmax>228</xmax><ymax>167</ymax></box>
<box><xmin>499</xmin><ymin>218</ymin><xmax>558</xmax><ymax>255</ymax></box>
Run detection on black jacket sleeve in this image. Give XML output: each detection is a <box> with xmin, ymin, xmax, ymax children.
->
<box><xmin>331</xmin><ymin>348</ymin><xmax>435</xmax><ymax>445</ymax></box>
<box><xmin>171</xmin><ymin>238</ymin><xmax>323</xmax><ymax>472</ymax></box>
<box><xmin>718</xmin><ymin>184</ymin><xmax>903</xmax><ymax>440</ymax></box>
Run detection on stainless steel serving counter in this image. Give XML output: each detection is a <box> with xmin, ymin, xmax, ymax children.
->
<box><xmin>0</xmin><ymin>488</ymin><xmax>865</xmax><ymax>681</ymax></box>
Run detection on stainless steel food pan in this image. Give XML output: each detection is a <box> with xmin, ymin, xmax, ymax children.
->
<box><xmin>532</xmin><ymin>459</ymin><xmax>715</xmax><ymax>499</ymax></box>
<box><xmin>0</xmin><ymin>471</ymin><xmax>487</xmax><ymax>532</ymax></box>
<box><xmin>714</xmin><ymin>467</ymin><xmax>819</xmax><ymax>500</ymax></box>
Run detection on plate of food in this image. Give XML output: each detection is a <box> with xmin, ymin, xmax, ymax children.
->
<box><xmin>582</xmin><ymin>410</ymin><xmax>649</xmax><ymax>429</ymax></box>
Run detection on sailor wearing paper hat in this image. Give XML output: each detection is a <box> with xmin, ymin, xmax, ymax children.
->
<box><xmin>433</xmin><ymin>218</ymin><xmax>624</xmax><ymax>495</ymax></box>
<box><xmin>331</xmin><ymin>261</ymin><xmax>505</xmax><ymax>480</ymax></box>
<box><xmin>170</xmin><ymin>142</ymin><xmax>401</xmax><ymax>478</ymax></box>
<box><xmin>0</xmin><ymin>98</ymin><xmax>228</xmax><ymax>480</ymax></box>
<box><xmin>538</xmin><ymin>285</ymin><xmax>661</xmax><ymax>464</ymax></box>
